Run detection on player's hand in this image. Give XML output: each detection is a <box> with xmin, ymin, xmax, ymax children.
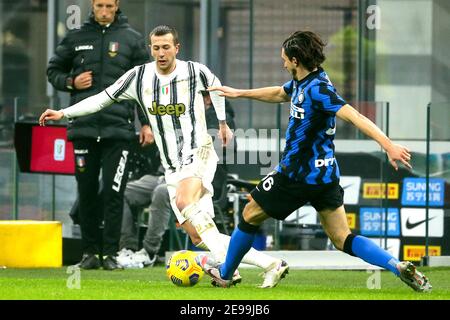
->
<box><xmin>139</xmin><ymin>125</ymin><xmax>154</xmax><ymax>146</ymax></box>
<box><xmin>39</xmin><ymin>109</ymin><xmax>64</xmax><ymax>126</ymax></box>
<box><xmin>385</xmin><ymin>143</ymin><xmax>412</xmax><ymax>171</ymax></box>
<box><xmin>218</xmin><ymin>122</ymin><xmax>233</xmax><ymax>147</ymax></box>
<box><xmin>208</xmin><ymin>86</ymin><xmax>241</xmax><ymax>98</ymax></box>
<box><xmin>74</xmin><ymin>71</ymin><xmax>93</xmax><ymax>90</ymax></box>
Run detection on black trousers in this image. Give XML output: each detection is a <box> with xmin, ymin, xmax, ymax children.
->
<box><xmin>72</xmin><ymin>138</ymin><xmax>130</xmax><ymax>256</ymax></box>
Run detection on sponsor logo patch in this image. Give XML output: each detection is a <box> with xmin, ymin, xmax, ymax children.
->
<box><xmin>314</xmin><ymin>157</ymin><xmax>336</xmax><ymax>168</ymax></box>
<box><xmin>75</xmin><ymin>45</ymin><xmax>93</xmax><ymax>51</ymax></box>
<box><xmin>400</xmin><ymin>208</ymin><xmax>444</xmax><ymax>237</ymax></box>
<box><xmin>401</xmin><ymin>177</ymin><xmax>444</xmax><ymax>207</ymax></box>
<box><xmin>74</xmin><ymin>149</ymin><xmax>88</xmax><ymax>155</ymax></box>
<box><xmin>363</xmin><ymin>183</ymin><xmax>399</xmax><ymax>199</ymax></box>
<box><xmin>112</xmin><ymin>150</ymin><xmax>128</xmax><ymax>192</ymax></box>
<box><xmin>53</xmin><ymin>139</ymin><xmax>65</xmax><ymax>161</ymax></box>
<box><xmin>340</xmin><ymin>176</ymin><xmax>362</xmax><ymax>205</ymax></box>
<box><xmin>346</xmin><ymin>213</ymin><xmax>356</xmax><ymax>229</ymax></box>
<box><xmin>370</xmin><ymin>238</ymin><xmax>401</xmax><ymax>260</ymax></box>
<box><xmin>148</xmin><ymin>101</ymin><xmax>186</xmax><ymax>117</ymax></box>
<box><xmin>403</xmin><ymin>245</ymin><xmax>441</xmax><ymax>261</ymax></box>
<box><xmin>359</xmin><ymin>207</ymin><xmax>400</xmax><ymax>236</ymax></box>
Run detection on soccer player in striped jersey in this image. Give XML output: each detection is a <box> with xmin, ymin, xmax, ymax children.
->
<box><xmin>39</xmin><ymin>25</ymin><xmax>288</xmax><ymax>288</ymax></box>
<box><xmin>201</xmin><ymin>30</ymin><xmax>431</xmax><ymax>292</ymax></box>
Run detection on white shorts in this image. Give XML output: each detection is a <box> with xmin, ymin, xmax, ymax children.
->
<box><xmin>165</xmin><ymin>140</ymin><xmax>218</xmax><ymax>224</ymax></box>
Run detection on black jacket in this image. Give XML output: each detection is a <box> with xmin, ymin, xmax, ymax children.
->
<box><xmin>47</xmin><ymin>11</ymin><xmax>149</xmax><ymax>141</ymax></box>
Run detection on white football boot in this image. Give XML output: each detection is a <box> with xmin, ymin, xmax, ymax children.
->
<box><xmin>259</xmin><ymin>260</ymin><xmax>289</xmax><ymax>288</ymax></box>
<box><xmin>397</xmin><ymin>261</ymin><xmax>432</xmax><ymax>292</ymax></box>
<box><xmin>195</xmin><ymin>254</ymin><xmax>234</xmax><ymax>288</ymax></box>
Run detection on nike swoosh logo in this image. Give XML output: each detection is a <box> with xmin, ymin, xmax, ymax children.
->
<box><xmin>297</xmin><ymin>213</ymin><xmax>310</xmax><ymax>220</ymax></box>
<box><xmin>341</xmin><ymin>183</ymin><xmax>354</xmax><ymax>190</ymax></box>
<box><xmin>406</xmin><ymin>216</ymin><xmax>436</xmax><ymax>229</ymax></box>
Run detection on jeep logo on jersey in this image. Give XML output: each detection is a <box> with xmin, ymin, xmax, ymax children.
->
<box><xmin>148</xmin><ymin>101</ymin><xmax>186</xmax><ymax>117</ymax></box>
<box><xmin>290</xmin><ymin>104</ymin><xmax>305</xmax><ymax>119</ymax></box>
<box><xmin>75</xmin><ymin>45</ymin><xmax>93</xmax><ymax>51</ymax></box>
<box><xmin>315</xmin><ymin>157</ymin><xmax>336</xmax><ymax>168</ymax></box>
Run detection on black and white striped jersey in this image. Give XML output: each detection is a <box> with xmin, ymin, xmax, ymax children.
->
<box><xmin>63</xmin><ymin>59</ymin><xmax>226</xmax><ymax>172</ymax></box>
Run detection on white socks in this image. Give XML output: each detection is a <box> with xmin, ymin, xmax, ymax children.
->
<box><xmin>218</xmin><ymin>233</ymin><xmax>277</xmax><ymax>270</ymax></box>
<box><xmin>195</xmin><ymin>241</ymin><xmax>208</xmax><ymax>251</ymax></box>
<box><xmin>181</xmin><ymin>203</ymin><xmax>227</xmax><ymax>261</ymax></box>
<box><xmin>181</xmin><ymin>200</ymin><xmax>278</xmax><ymax>271</ymax></box>
<box><xmin>194</xmin><ymin>232</ymin><xmax>278</xmax><ymax>270</ymax></box>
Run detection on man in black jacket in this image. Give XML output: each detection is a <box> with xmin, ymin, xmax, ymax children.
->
<box><xmin>47</xmin><ymin>0</ymin><xmax>152</xmax><ymax>270</ymax></box>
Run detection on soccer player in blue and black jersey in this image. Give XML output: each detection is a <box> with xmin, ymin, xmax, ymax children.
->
<box><xmin>201</xmin><ymin>31</ymin><xmax>431</xmax><ymax>292</ymax></box>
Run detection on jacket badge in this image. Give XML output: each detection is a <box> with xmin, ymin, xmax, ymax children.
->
<box><xmin>108</xmin><ymin>42</ymin><xmax>119</xmax><ymax>57</ymax></box>
<box><xmin>76</xmin><ymin>156</ymin><xmax>86</xmax><ymax>172</ymax></box>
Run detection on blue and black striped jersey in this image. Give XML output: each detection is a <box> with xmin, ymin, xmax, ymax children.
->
<box><xmin>276</xmin><ymin>67</ymin><xmax>346</xmax><ymax>185</ymax></box>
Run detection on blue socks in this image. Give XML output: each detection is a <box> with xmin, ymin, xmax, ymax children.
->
<box><xmin>219</xmin><ymin>222</ymin><xmax>258</xmax><ymax>279</ymax></box>
<box><xmin>347</xmin><ymin>234</ymin><xmax>400</xmax><ymax>276</ymax></box>
<box><xmin>220</xmin><ymin>230</ymin><xmax>401</xmax><ymax>279</ymax></box>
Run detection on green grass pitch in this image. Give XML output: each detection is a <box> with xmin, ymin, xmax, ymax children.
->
<box><xmin>1</xmin><ymin>266</ymin><xmax>450</xmax><ymax>300</ymax></box>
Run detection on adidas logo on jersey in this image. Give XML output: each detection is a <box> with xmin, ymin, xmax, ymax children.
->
<box><xmin>315</xmin><ymin>157</ymin><xmax>336</xmax><ymax>168</ymax></box>
<box><xmin>148</xmin><ymin>101</ymin><xmax>186</xmax><ymax>117</ymax></box>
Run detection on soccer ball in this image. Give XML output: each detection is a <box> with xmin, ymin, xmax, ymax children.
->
<box><xmin>166</xmin><ymin>250</ymin><xmax>204</xmax><ymax>287</ymax></box>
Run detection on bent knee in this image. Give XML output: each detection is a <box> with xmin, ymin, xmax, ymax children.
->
<box><xmin>175</xmin><ymin>196</ymin><xmax>191</xmax><ymax>212</ymax></box>
<box><xmin>330</xmin><ymin>233</ymin><xmax>350</xmax><ymax>251</ymax></box>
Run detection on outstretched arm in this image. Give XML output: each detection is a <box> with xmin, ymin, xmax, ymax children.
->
<box><xmin>208</xmin><ymin>85</ymin><xmax>290</xmax><ymax>103</ymax></box>
<box><xmin>39</xmin><ymin>91</ymin><xmax>114</xmax><ymax>126</ymax></box>
<box><xmin>336</xmin><ymin>104</ymin><xmax>412</xmax><ymax>170</ymax></box>
<box><xmin>39</xmin><ymin>109</ymin><xmax>64</xmax><ymax>125</ymax></box>
<box><xmin>40</xmin><ymin>68</ymin><xmax>139</xmax><ymax>126</ymax></box>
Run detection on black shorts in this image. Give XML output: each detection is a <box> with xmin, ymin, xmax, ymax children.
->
<box><xmin>250</xmin><ymin>171</ymin><xmax>344</xmax><ymax>220</ymax></box>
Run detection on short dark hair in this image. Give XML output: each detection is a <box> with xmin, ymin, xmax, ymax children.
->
<box><xmin>91</xmin><ymin>0</ymin><xmax>119</xmax><ymax>5</ymax></box>
<box><xmin>282</xmin><ymin>31</ymin><xmax>326</xmax><ymax>71</ymax></box>
<box><xmin>149</xmin><ymin>25</ymin><xmax>179</xmax><ymax>45</ymax></box>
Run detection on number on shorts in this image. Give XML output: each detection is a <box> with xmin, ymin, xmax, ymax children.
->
<box><xmin>261</xmin><ymin>172</ymin><xmax>275</xmax><ymax>191</ymax></box>
<box><xmin>262</xmin><ymin>177</ymin><xmax>274</xmax><ymax>191</ymax></box>
<box><xmin>182</xmin><ymin>154</ymin><xmax>194</xmax><ymax>166</ymax></box>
